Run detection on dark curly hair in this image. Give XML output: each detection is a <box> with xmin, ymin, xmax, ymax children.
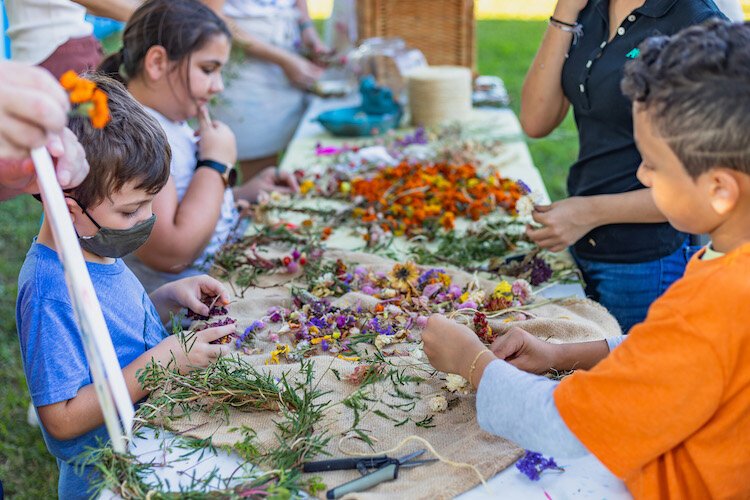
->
<box><xmin>621</xmin><ymin>19</ymin><xmax>750</xmax><ymax>178</ymax></box>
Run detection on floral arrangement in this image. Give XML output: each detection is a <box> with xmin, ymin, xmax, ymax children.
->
<box><xmin>251</xmin><ymin>260</ymin><xmax>538</xmax><ymax>362</ymax></box>
<box><xmin>347</xmin><ymin>162</ymin><xmax>527</xmax><ymax>239</ymax></box>
<box><xmin>59</xmin><ymin>70</ymin><xmax>110</xmax><ymax>128</ymax></box>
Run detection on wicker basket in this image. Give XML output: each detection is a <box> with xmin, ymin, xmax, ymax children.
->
<box><xmin>356</xmin><ymin>0</ymin><xmax>476</xmax><ymax>71</ymax></box>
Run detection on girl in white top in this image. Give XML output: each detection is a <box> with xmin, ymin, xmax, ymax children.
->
<box><xmin>100</xmin><ymin>0</ymin><xmax>297</xmax><ymax>292</ymax></box>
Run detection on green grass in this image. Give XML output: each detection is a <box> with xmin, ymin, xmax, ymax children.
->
<box><xmin>0</xmin><ymin>19</ymin><xmax>576</xmax><ymax>498</ymax></box>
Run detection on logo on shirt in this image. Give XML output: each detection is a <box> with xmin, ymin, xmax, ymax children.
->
<box><xmin>626</xmin><ymin>48</ymin><xmax>640</xmax><ymax>59</ymax></box>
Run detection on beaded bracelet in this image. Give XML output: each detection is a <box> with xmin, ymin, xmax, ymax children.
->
<box><xmin>549</xmin><ymin>16</ymin><xmax>584</xmax><ymax>44</ymax></box>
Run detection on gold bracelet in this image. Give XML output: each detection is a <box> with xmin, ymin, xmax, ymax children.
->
<box><xmin>468</xmin><ymin>348</ymin><xmax>492</xmax><ymax>390</ymax></box>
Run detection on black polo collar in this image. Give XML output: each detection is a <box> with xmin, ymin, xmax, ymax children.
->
<box><xmin>593</xmin><ymin>0</ymin><xmax>680</xmax><ymax>19</ymax></box>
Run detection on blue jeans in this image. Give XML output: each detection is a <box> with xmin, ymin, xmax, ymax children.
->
<box><xmin>571</xmin><ymin>240</ymin><xmax>700</xmax><ymax>334</ymax></box>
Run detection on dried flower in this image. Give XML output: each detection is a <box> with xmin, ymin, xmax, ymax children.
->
<box><xmin>445</xmin><ymin>374</ymin><xmax>468</xmax><ymax>393</ymax></box>
<box><xmin>388</xmin><ymin>261</ymin><xmax>419</xmax><ymax>293</ymax></box>
<box><xmin>515</xmin><ymin>450</ymin><xmax>564</xmax><ymax>481</ymax></box>
<box><xmin>428</xmin><ymin>395</ymin><xmax>448</xmax><ymax>412</ymax></box>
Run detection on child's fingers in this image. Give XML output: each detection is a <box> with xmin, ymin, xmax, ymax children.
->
<box><xmin>196</xmin><ymin>104</ymin><xmax>213</xmax><ymax>129</ymax></box>
<box><xmin>197</xmin><ymin>276</ymin><xmax>230</xmax><ymax>305</ymax></box>
<box><xmin>199</xmin><ymin>324</ymin><xmax>236</xmax><ymax>343</ymax></box>
<box><xmin>490</xmin><ymin>330</ymin><xmax>523</xmax><ymax>361</ymax></box>
<box><xmin>208</xmin><ymin>344</ymin><xmax>230</xmax><ymax>360</ymax></box>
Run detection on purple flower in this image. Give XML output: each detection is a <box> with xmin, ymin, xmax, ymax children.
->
<box><xmin>458</xmin><ymin>300</ymin><xmax>478</xmax><ymax>310</ymax></box>
<box><xmin>321</xmin><ymin>339</ymin><xmax>330</xmax><ymax>351</ymax></box>
<box><xmin>361</xmin><ymin>285</ymin><xmax>376</xmax><ymax>295</ymax></box>
<box><xmin>515</xmin><ymin>450</ymin><xmax>563</xmax><ymax>481</ymax></box>
<box><xmin>292</xmin><ymin>249</ymin><xmax>301</xmax><ymax>260</ymax></box>
<box><xmin>416</xmin><ymin>315</ymin><xmax>428</xmax><ymax>328</ymax></box>
<box><xmin>422</xmin><ymin>283</ymin><xmax>441</xmax><ymax>298</ymax></box>
<box><xmin>309</xmin><ymin>316</ymin><xmax>327</xmax><ymax>330</ymax></box>
<box><xmin>448</xmin><ymin>285</ymin><xmax>462</xmax><ymax>299</ymax></box>
<box><xmin>354</xmin><ymin>266</ymin><xmax>368</xmax><ymax>277</ymax></box>
<box><xmin>287</xmin><ymin>261</ymin><xmax>300</xmax><ymax>273</ymax></box>
<box><xmin>368</xmin><ymin>317</ymin><xmax>394</xmax><ymax>336</ymax></box>
<box><xmin>517</xmin><ymin>180</ymin><xmax>532</xmax><ymax>195</ymax></box>
<box><xmin>529</xmin><ymin>258</ymin><xmax>553</xmax><ymax>286</ymax></box>
<box><xmin>269</xmin><ymin>309</ymin><xmax>283</xmax><ymax>323</ymax></box>
<box><xmin>336</xmin><ymin>315</ymin><xmax>348</xmax><ymax>328</ymax></box>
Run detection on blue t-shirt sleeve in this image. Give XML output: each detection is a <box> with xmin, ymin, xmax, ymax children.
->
<box><xmin>142</xmin><ymin>292</ymin><xmax>168</xmax><ymax>349</ymax></box>
<box><xmin>19</xmin><ymin>297</ymin><xmax>91</xmax><ymax>407</ymax></box>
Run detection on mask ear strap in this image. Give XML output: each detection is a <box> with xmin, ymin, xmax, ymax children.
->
<box><xmin>65</xmin><ymin>196</ymin><xmax>102</xmax><ymax>230</ymax></box>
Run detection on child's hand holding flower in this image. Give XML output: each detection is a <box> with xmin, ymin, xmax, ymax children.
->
<box><xmin>150</xmin><ymin>275</ymin><xmax>230</xmax><ymax>323</ymax></box>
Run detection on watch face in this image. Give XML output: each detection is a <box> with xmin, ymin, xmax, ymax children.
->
<box><xmin>227</xmin><ymin>168</ymin><xmax>238</xmax><ymax>187</ymax></box>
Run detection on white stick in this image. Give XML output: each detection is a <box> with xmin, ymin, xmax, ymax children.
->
<box><xmin>31</xmin><ymin>146</ymin><xmax>134</xmax><ymax>453</ymax></box>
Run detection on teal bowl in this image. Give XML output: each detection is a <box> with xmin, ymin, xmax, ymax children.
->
<box><xmin>316</xmin><ymin>107</ymin><xmax>402</xmax><ymax>137</ymax></box>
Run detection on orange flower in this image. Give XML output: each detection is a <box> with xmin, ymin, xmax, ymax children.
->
<box><xmin>59</xmin><ymin>71</ymin><xmax>110</xmax><ymax>129</ymax></box>
<box><xmin>88</xmin><ymin>89</ymin><xmax>110</xmax><ymax>129</ymax></box>
<box><xmin>440</xmin><ymin>211</ymin><xmax>455</xmax><ymax>230</ymax></box>
<box><xmin>69</xmin><ymin>78</ymin><xmax>96</xmax><ymax>104</ymax></box>
<box><xmin>59</xmin><ymin>70</ymin><xmax>79</xmax><ymax>91</ymax></box>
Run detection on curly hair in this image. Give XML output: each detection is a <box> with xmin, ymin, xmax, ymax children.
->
<box><xmin>621</xmin><ymin>19</ymin><xmax>750</xmax><ymax>178</ymax></box>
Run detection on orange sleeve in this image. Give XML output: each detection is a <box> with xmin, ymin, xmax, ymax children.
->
<box><xmin>553</xmin><ymin>303</ymin><xmax>724</xmax><ymax>479</ymax></box>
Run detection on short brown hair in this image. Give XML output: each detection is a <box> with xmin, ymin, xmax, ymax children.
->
<box><xmin>621</xmin><ymin>20</ymin><xmax>750</xmax><ymax>178</ymax></box>
<box><xmin>66</xmin><ymin>73</ymin><xmax>170</xmax><ymax>208</ymax></box>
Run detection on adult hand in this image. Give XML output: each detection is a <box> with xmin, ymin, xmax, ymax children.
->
<box><xmin>197</xmin><ymin>105</ymin><xmax>237</xmax><ymax>167</ymax></box>
<box><xmin>280</xmin><ymin>52</ymin><xmax>325</xmax><ymax>89</ymax></box>
<box><xmin>526</xmin><ymin>196</ymin><xmax>597</xmax><ymax>252</ymax></box>
<box><xmin>302</xmin><ymin>27</ymin><xmax>330</xmax><ymax>57</ymax></box>
<box><xmin>422</xmin><ymin>314</ymin><xmax>491</xmax><ymax>379</ymax></box>
<box><xmin>0</xmin><ymin>62</ymin><xmax>70</xmax><ymax>160</ymax></box>
<box><xmin>490</xmin><ymin>327</ymin><xmax>559</xmax><ymax>375</ymax></box>
<box><xmin>0</xmin><ymin>128</ymin><xmax>90</xmax><ymax>199</ymax></box>
<box><xmin>234</xmin><ymin>166</ymin><xmax>300</xmax><ymax>203</ymax></box>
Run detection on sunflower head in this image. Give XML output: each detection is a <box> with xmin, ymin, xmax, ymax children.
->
<box><xmin>388</xmin><ymin>262</ymin><xmax>419</xmax><ymax>293</ymax></box>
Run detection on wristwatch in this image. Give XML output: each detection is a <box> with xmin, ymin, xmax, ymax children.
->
<box><xmin>196</xmin><ymin>159</ymin><xmax>237</xmax><ymax>187</ymax></box>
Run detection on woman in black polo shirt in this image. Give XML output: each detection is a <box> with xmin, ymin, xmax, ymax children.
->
<box><xmin>520</xmin><ymin>0</ymin><xmax>725</xmax><ymax>333</ymax></box>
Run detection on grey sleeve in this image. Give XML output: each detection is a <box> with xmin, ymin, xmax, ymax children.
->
<box><xmin>475</xmin><ymin>360</ymin><xmax>590</xmax><ymax>458</ymax></box>
<box><xmin>606</xmin><ymin>336</ymin><xmax>625</xmax><ymax>351</ymax></box>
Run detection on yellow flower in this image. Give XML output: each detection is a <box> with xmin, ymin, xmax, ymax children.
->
<box><xmin>266</xmin><ymin>344</ymin><xmax>290</xmax><ymax>365</ymax></box>
<box><xmin>300</xmin><ymin>179</ymin><xmax>315</xmax><ymax>195</ymax></box>
<box><xmin>310</xmin><ymin>335</ymin><xmax>331</xmax><ymax>345</ymax></box>
<box><xmin>339</xmin><ymin>181</ymin><xmax>352</xmax><ymax>194</ymax></box>
<box><xmin>388</xmin><ymin>261</ymin><xmax>419</xmax><ymax>293</ymax></box>
<box><xmin>460</xmin><ymin>291</ymin><xmax>470</xmax><ymax>303</ymax></box>
<box><xmin>493</xmin><ymin>281</ymin><xmax>513</xmax><ymax>297</ymax></box>
<box><xmin>337</xmin><ymin>354</ymin><xmax>360</xmax><ymax>362</ymax></box>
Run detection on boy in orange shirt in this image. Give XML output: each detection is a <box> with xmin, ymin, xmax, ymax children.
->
<box><xmin>422</xmin><ymin>20</ymin><xmax>750</xmax><ymax>499</ymax></box>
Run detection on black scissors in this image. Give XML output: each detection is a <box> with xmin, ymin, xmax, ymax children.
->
<box><xmin>303</xmin><ymin>449</ymin><xmax>438</xmax><ymax>499</ymax></box>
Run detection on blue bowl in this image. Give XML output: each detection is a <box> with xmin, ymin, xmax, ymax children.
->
<box><xmin>316</xmin><ymin>107</ymin><xmax>402</xmax><ymax>137</ymax></box>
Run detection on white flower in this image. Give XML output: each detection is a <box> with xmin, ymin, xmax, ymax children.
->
<box><xmin>515</xmin><ymin>195</ymin><xmax>536</xmax><ymax>218</ymax></box>
<box><xmin>445</xmin><ymin>374</ymin><xmax>468</xmax><ymax>393</ymax></box>
<box><xmin>469</xmin><ymin>289</ymin><xmax>486</xmax><ymax>304</ymax></box>
<box><xmin>428</xmin><ymin>395</ymin><xmax>448</xmax><ymax>413</ymax></box>
<box><xmin>315</xmin><ymin>272</ymin><xmax>334</xmax><ymax>285</ymax></box>
<box><xmin>375</xmin><ymin>334</ymin><xmax>392</xmax><ymax>350</ymax></box>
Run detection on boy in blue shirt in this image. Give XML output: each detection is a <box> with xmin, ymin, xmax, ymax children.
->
<box><xmin>16</xmin><ymin>74</ymin><xmax>236</xmax><ymax>499</ymax></box>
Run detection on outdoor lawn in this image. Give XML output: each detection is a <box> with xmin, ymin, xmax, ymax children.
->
<box><xmin>0</xmin><ymin>19</ymin><xmax>575</xmax><ymax>498</ymax></box>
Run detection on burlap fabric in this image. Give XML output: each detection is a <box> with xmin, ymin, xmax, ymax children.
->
<box><xmin>151</xmin><ymin>248</ymin><xmax>621</xmax><ymax>499</ymax></box>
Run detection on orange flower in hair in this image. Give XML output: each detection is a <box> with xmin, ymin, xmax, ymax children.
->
<box><xmin>59</xmin><ymin>70</ymin><xmax>111</xmax><ymax>129</ymax></box>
